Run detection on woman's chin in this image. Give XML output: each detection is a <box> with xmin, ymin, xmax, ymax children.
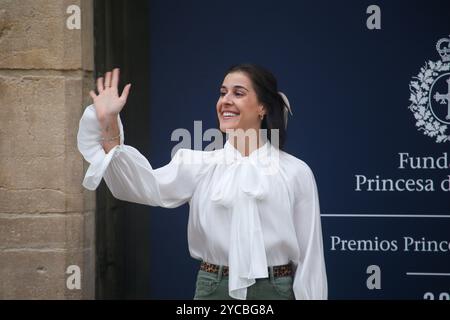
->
<box><xmin>220</xmin><ymin>122</ymin><xmax>239</xmax><ymax>132</ymax></box>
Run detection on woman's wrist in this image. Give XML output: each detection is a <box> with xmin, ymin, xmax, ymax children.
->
<box><xmin>99</xmin><ymin>113</ymin><xmax>119</xmax><ymax>130</ymax></box>
<box><xmin>98</xmin><ymin>113</ymin><xmax>120</xmax><ymax>147</ymax></box>
<box><xmin>98</xmin><ymin>112</ymin><xmax>119</xmax><ymax>124</ymax></box>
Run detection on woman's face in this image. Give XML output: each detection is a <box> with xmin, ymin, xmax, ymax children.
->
<box><xmin>216</xmin><ymin>72</ymin><xmax>264</xmax><ymax>133</ymax></box>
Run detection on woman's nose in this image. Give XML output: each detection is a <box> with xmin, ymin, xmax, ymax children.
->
<box><xmin>222</xmin><ymin>93</ymin><xmax>232</xmax><ymax>104</ymax></box>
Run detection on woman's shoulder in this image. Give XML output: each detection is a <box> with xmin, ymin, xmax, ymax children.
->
<box><xmin>277</xmin><ymin>149</ymin><xmax>319</xmax><ymax>196</ymax></box>
<box><xmin>278</xmin><ymin>149</ymin><xmax>315</xmax><ymax>178</ymax></box>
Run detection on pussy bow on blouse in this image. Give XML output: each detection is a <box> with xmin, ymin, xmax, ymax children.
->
<box><xmin>77</xmin><ymin>104</ymin><xmax>328</xmax><ymax>300</ymax></box>
<box><xmin>210</xmin><ymin>141</ymin><xmax>278</xmax><ymax>299</ymax></box>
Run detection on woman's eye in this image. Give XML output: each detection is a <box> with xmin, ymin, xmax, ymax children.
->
<box><xmin>219</xmin><ymin>91</ymin><xmax>243</xmax><ymax>97</ymax></box>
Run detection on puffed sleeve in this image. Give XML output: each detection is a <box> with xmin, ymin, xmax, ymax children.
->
<box><xmin>77</xmin><ymin>104</ymin><xmax>204</xmax><ymax>208</ymax></box>
<box><xmin>292</xmin><ymin>163</ymin><xmax>328</xmax><ymax>300</ymax></box>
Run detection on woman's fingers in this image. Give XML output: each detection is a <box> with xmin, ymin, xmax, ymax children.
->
<box><xmin>104</xmin><ymin>71</ymin><xmax>112</xmax><ymax>88</ymax></box>
<box><xmin>97</xmin><ymin>77</ymin><xmax>104</xmax><ymax>93</ymax></box>
<box><xmin>120</xmin><ymin>84</ymin><xmax>132</xmax><ymax>102</ymax></box>
<box><xmin>95</xmin><ymin>69</ymin><xmax>124</xmax><ymax>101</ymax></box>
<box><xmin>111</xmin><ymin>68</ymin><xmax>120</xmax><ymax>89</ymax></box>
<box><xmin>89</xmin><ymin>90</ymin><xmax>97</xmax><ymax>100</ymax></box>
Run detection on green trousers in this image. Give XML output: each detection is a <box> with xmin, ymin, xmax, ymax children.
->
<box><xmin>193</xmin><ymin>268</ymin><xmax>295</xmax><ymax>300</ymax></box>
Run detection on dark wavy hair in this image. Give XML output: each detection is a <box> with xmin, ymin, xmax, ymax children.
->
<box><xmin>222</xmin><ymin>63</ymin><xmax>287</xmax><ymax>150</ymax></box>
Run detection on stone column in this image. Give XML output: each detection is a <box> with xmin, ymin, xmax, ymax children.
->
<box><xmin>0</xmin><ymin>0</ymin><xmax>95</xmax><ymax>299</ymax></box>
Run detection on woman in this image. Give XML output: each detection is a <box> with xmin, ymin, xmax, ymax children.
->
<box><xmin>77</xmin><ymin>64</ymin><xmax>327</xmax><ymax>300</ymax></box>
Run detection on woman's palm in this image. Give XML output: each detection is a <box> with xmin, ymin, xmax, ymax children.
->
<box><xmin>90</xmin><ymin>68</ymin><xmax>131</xmax><ymax>120</ymax></box>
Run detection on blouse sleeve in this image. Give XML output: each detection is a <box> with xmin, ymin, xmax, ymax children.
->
<box><xmin>77</xmin><ymin>104</ymin><xmax>203</xmax><ymax>208</ymax></box>
<box><xmin>292</xmin><ymin>163</ymin><xmax>328</xmax><ymax>300</ymax></box>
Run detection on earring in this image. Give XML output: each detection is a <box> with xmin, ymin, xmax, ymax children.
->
<box><xmin>260</xmin><ymin>114</ymin><xmax>264</xmax><ymax>120</ymax></box>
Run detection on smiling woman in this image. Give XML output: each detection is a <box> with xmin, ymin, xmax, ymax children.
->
<box><xmin>218</xmin><ymin>64</ymin><xmax>290</xmax><ymax>154</ymax></box>
<box><xmin>77</xmin><ymin>63</ymin><xmax>327</xmax><ymax>300</ymax></box>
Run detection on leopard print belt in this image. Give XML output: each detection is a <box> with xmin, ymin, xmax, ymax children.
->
<box><xmin>200</xmin><ymin>261</ymin><xmax>293</xmax><ymax>277</ymax></box>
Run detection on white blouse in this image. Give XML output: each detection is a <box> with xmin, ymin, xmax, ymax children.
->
<box><xmin>77</xmin><ymin>104</ymin><xmax>328</xmax><ymax>300</ymax></box>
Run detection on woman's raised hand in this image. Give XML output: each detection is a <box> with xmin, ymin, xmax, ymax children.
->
<box><xmin>90</xmin><ymin>68</ymin><xmax>131</xmax><ymax>121</ymax></box>
<box><xmin>89</xmin><ymin>68</ymin><xmax>130</xmax><ymax>152</ymax></box>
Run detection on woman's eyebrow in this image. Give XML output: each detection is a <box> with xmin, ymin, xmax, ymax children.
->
<box><xmin>220</xmin><ymin>85</ymin><xmax>249</xmax><ymax>92</ymax></box>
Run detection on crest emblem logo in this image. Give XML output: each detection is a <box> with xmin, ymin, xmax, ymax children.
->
<box><xmin>409</xmin><ymin>36</ymin><xmax>450</xmax><ymax>143</ymax></box>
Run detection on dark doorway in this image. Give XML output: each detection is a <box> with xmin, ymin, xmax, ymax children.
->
<box><xmin>93</xmin><ymin>0</ymin><xmax>151</xmax><ymax>299</ymax></box>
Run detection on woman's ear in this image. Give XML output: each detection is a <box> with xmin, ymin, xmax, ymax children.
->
<box><xmin>259</xmin><ymin>105</ymin><xmax>266</xmax><ymax>115</ymax></box>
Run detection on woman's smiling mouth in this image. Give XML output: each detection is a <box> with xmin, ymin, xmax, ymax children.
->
<box><xmin>222</xmin><ymin>111</ymin><xmax>240</xmax><ymax>120</ymax></box>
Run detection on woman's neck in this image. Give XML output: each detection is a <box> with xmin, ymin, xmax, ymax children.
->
<box><xmin>228</xmin><ymin>130</ymin><xmax>265</xmax><ymax>157</ymax></box>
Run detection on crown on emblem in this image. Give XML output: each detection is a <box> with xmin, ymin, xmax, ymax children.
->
<box><xmin>436</xmin><ymin>36</ymin><xmax>450</xmax><ymax>62</ymax></box>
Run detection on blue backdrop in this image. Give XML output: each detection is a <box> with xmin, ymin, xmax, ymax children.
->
<box><xmin>147</xmin><ymin>0</ymin><xmax>450</xmax><ymax>299</ymax></box>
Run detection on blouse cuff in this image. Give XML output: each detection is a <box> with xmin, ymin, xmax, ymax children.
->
<box><xmin>77</xmin><ymin>104</ymin><xmax>125</xmax><ymax>190</ymax></box>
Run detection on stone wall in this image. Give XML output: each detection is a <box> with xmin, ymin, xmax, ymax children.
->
<box><xmin>0</xmin><ymin>0</ymin><xmax>95</xmax><ymax>299</ymax></box>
